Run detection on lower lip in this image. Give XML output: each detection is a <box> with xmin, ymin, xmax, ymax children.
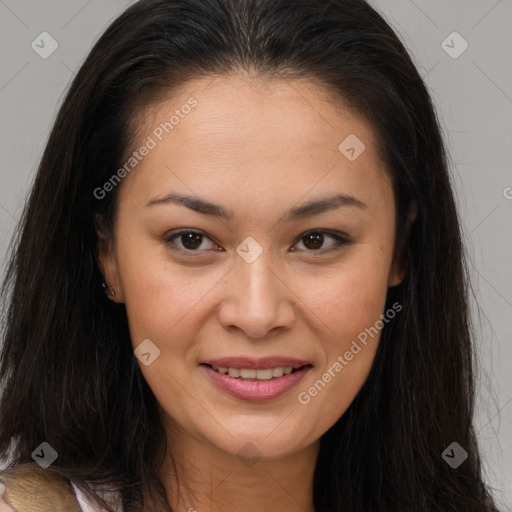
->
<box><xmin>201</xmin><ymin>364</ymin><xmax>312</xmax><ymax>402</ymax></box>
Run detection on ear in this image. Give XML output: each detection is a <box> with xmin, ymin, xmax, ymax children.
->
<box><xmin>388</xmin><ymin>202</ymin><xmax>418</xmax><ymax>287</ymax></box>
<box><xmin>95</xmin><ymin>213</ymin><xmax>125</xmax><ymax>303</ymax></box>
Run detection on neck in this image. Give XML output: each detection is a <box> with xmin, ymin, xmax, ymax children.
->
<box><xmin>157</xmin><ymin>426</ymin><xmax>319</xmax><ymax>512</ymax></box>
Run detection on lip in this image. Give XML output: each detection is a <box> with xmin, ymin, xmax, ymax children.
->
<box><xmin>200</xmin><ymin>360</ymin><xmax>313</xmax><ymax>402</ymax></box>
<box><xmin>201</xmin><ymin>356</ymin><xmax>311</xmax><ymax>370</ymax></box>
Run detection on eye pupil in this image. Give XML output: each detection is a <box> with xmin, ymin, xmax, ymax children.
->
<box><xmin>182</xmin><ymin>232</ymin><xmax>202</xmax><ymax>249</ymax></box>
<box><xmin>303</xmin><ymin>232</ymin><xmax>324</xmax><ymax>250</ymax></box>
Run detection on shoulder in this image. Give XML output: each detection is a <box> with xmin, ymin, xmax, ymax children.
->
<box><xmin>0</xmin><ymin>463</ymin><xmax>82</xmax><ymax>512</ymax></box>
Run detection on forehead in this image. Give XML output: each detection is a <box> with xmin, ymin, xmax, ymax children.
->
<box><xmin>119</xmin><ymin>73</ymin><xmax>390</xmax><ymax>209</ymax></box>
<box><xmin>140</xmin><ymin>73</ymin><xmax>375</xmax><ymax>150</ymax></box>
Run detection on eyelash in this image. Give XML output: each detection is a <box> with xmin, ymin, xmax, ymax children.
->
<box><xmin>163</xmin><ymin>229</ymin><xmax>351</xmax><ymax>256</ymax></box>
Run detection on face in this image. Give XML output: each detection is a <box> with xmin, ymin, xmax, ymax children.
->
<box><xmin>98</xmin><ymin>73</ymin><xmax>405</xmax><ymax>461</ymax></box>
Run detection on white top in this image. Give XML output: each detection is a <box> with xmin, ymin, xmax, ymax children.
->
<box><xmin>71</xmin><ymin>482</ymin><xmax>123</xmax><ymax>512</ymax></box>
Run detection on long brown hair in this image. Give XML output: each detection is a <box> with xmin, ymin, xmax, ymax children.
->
<box><xmin>0</xmin><ymin>0</ymin><xmax>501</xmax><ymax>510</ymax></box>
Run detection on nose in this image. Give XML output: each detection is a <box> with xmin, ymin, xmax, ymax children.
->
<box><xmin>217</xmin><ymin>249</ymin><xmax>296</xmax><ymax>339</ymax></box>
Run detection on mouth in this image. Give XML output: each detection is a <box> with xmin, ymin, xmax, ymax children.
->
<box><xmin>202</xmin><ymin>363</ymin><xmax>311</xmax><ymax>381</ymax></box>
<box><xmin>199</xmin><ymin>359</ymin><xmax>313</xmax><ymax>402</ymax></box>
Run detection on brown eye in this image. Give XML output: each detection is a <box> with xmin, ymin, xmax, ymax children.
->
<box><xmin>164</xmin><ymin>230</ymin><xmax>218</xmax><ymax>252</ymax></box>
<box><xmin>292</xmin><ymin>230</ymin><xmax>350</xmax><ymax>253</ymax></box>
<box><xmin>179</xmin><ymin>232</ymin><xmax>203</xmax><ymax>250</ymax></box>
<box><xmin>302</xmin><ymin>232</ymin><xmax>324</xmax><ymax>250</ymax></box>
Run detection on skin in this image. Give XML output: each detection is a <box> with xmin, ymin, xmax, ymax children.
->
<box><xmin>0</xmin><ymin>483</ymin><xmax>14</xmax><ymax>512</ymax></box>
<box><xmin>0</xmin><ymin>499</ymin><xmax>14</xmax><ymax>512</ymax></box>
<box><xmin>98</xmin><ymin>72</ymin><xmax>410</xmax><ymax>512</ymax></box>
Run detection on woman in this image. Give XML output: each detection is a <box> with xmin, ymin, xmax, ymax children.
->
<box><xmin>0</xmin><ymin>0</ymin><xmax>502</xmax><ymax>510</ymax></box>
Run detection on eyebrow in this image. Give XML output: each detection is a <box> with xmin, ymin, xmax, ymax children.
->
<box><xmin>145</xmin><ymin>191</ymin><xmax>368</xmax><ymax>222</ymax></box>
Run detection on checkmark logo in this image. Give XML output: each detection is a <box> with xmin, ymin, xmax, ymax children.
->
<box><xmin>338</xmin><ymin>134</ymin><xmax>365</xmax><ymax>161</ymax></box>
<box><xmin>441</xmin><ymin>32</ymin><xmax>468</xmax><ymax>59</ymax></box>
<box><xmin>31</xmin><ymin>442</ymin><xmax>58</xmax><ymax>468</ymax></box>
<box><xmin>237</xmin><ymin>442</ymin><xmax>263</xmax><ymax>468</ymax></box>
<box><xmin>441</xmin><ymin>442</ymin><xmax>468</xmax><ymax>468</ymax></box>
<box><xmin>31</xmin><ymin>32</ymin><xmax>58</xmax><ymax>59</ymax></box>
<box><xmin>134</xmin><ymin>339</ymin><xmax>161</xmax><ymax>366</ymax></box>
<box><xmin>236</xmin><ymin>236</ymin><xmax>263</xmax><ymax>263</ymax></box>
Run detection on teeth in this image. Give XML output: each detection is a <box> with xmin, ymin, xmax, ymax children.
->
<box><xmin>211</xmin><ymin>365</ymin><xmax>299</xmax><ymax>380</ymax></box>
<box><xmin>272</xmin><ymin>367</ymin><xmax>284</xmax><ymax>378</ymax></box>
<box><xmin>240</xmin><ymin>369</ymin><xmax>257</xmax><ymax>379</ymax></box>
<box><xmin>227</xmin><ymin>367</ymin><xmax>240</xmax><ymax>378</ymax></box>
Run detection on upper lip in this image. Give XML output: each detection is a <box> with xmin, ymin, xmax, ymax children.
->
<box><xmin>201</xmin><ymin>357</ymin><xmax>312</xmax><ymax>370</ymax></box>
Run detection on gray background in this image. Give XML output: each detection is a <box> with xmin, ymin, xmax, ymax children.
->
<box><xmin>0</xmin><ymin>0</ymin><xmax>511</xmax><ymax>509</ymax></box>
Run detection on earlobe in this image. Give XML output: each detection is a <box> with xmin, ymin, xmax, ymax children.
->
<box><xmin>95</xmin><ymin>215</ymin><xmax>124</xmax><ymax>303</ymax></box>
<box><xmin>388</xmin><ymin>256</ymin><xmax>407</xmax><ymax>287</ymax></box>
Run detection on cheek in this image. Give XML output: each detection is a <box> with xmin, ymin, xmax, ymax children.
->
<box><xmin>123</xmin><ymin>273</ymin><xmax>209</xmax><ymax>356</ymax></box>
<box><xmin>293</xmin><ymin>250</ymin><xmax>391</xmax><ymax>410</ymax></box>
<box><xmin>298</xmin><ymin>247</ymin><xmax>391</xmax><ymax>347</ymax></box>
<box><xmin>116</xmin><ymin>234</ymin><xmax>213</xmax><ymax>346</ymax></box>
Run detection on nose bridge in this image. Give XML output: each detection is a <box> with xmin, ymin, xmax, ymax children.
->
<box><xmin>239</xmin><ymin>243</ymin><xmax>276</xmax><ymax>299</ymax></box>
<box><xmin>218</xmin><ymin>239</ymin><xmax>293</xmax><ymax>337</ymax></box>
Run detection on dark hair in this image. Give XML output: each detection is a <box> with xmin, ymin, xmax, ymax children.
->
<box><xmin>0</xmin><ymin>0</ymin><xmax>501</xmax><ymax>510</ymax></box>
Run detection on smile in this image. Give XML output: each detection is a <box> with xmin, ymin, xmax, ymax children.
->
<box><xmin>200</xmin><ymin>362</ymin><xmax>313</xmax><ymax>401</ymax></box>
<box><xmin>208</xmin><ymin>364</ymin><xmax>303</xmax><ymax>380</ymax></box>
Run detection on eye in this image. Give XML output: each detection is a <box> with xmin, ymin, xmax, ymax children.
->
<box><xmin>163</xmin><ymin>229</ymin><xmax>350</xmax><ymax>255</ymax></box>
<box><xmin>291</xmin><ymin>230</ymin><xmax>350</xmax><ymax>253</ymax></box>
<box><xmin>163</xmin><ymin>230</ymin><xmax>220</xmax><ymax>253</ymax></box>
